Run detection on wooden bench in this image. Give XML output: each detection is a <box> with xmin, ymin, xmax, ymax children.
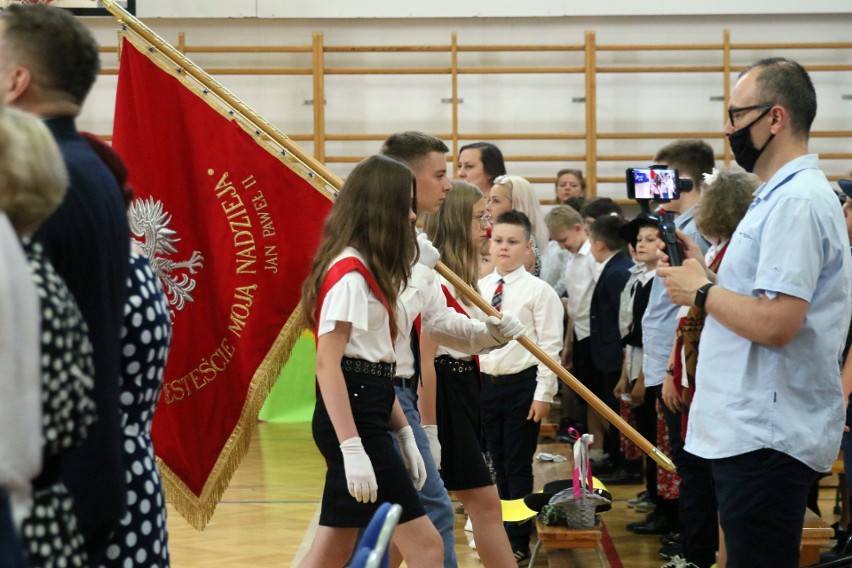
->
<box><xmin>531</xmin><ymin>443</ymin><xmax>606</xmax><ymax>568</ymax></box>
<box><xmin>800</xmin><ymin>508</ymin><xmax>833</xmax><ymax>566</ymax></box>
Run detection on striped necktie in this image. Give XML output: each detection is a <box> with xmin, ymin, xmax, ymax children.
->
<box><xmin>491</xmin><ymin>278</ymin><xmax>504</xmax><ymax>312</ymax></box>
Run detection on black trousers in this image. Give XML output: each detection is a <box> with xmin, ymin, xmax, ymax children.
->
<box><xmin>480</xmin><ymin>368</ymin><xmax>540</xmax><ymax>548</ymax></box>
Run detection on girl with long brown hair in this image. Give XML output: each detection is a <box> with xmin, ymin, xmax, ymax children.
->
<box><xmin>420</xmin><ymin>180</ymin><xmax>517</xmax><ymax>568</ymax></box>
<box><xmin>298</xmin><ymin>154</ymin><xmax>442</xmax><ymax>568</ymax></box>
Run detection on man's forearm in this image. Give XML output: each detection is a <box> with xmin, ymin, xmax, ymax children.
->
<box><xmin>705</xmin><ymin>286</ymin><xmax>808</xmax><ymax>347</ymax></box>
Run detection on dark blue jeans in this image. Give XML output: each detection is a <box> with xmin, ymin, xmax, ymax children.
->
<box><xmin>712</xmin><ymin>449</ymin><xmax>818</xmax><ymax>568</ymax></box>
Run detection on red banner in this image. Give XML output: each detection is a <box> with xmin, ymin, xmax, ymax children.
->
<box><xmin>112</xmin><ymin>34</ymin><xmax>333</xmax><ymax>528</ymax></box>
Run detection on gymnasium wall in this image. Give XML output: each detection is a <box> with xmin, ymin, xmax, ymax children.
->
<box><xmin>79</xmin><ymin>6</ymin><xmax>852</xmax><ymax>204</ymax></box>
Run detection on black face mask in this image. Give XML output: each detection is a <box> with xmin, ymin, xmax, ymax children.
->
<box><xmin>728</xmin><ymin>108</ymin><xmax>774</xmax><ymax>173</ymax></box>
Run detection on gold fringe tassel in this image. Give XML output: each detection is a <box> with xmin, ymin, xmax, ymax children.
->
<box><xmin>157</xmin><ymin>303</ymin><xmax>306</xmax><ymax>530</ymax></box>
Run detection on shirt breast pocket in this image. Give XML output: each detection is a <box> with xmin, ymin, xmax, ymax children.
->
<box><xmin>721</xmin><ymin>228</ymin><xmax>761</xmax><ymax>295</ymax></box>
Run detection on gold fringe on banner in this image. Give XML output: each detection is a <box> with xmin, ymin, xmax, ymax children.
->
<box><xmin>156</xmin><ymin>304</ymin><xmax>305</xmax><ymax>530</ymax></box>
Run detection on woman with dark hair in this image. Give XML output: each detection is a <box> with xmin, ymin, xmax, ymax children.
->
<box><xmin>298</xmin><ymin>155</ymin><xmax>442</xmax><ymax>568</ymax></box>
<box><xmin>457</xmin><ymin>142</ymin><xmax>506</xmax><ymax>197</ymax></box>
<box><xmin>80</xmin><ymin>133</ymin><xmax>173</xmax><ymax>568</ymax></box>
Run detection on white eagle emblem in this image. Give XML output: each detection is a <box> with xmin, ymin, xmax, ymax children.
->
<box><xmin>129</xmin><ymin>197</ymin><xmax>204</xmax><ymax>315</ymax></box>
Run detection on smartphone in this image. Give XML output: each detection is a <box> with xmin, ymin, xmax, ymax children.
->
<box><xmin>626</xmin><ymin>167</ymin><xmax>680</xmax><ymax>201</ymax></box>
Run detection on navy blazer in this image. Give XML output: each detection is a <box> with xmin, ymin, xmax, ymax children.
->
<box><xmin>589</xmin><ymin>250</ymin><xmax>633</xmax><ymax>373</ymax></box>
<box><xmin>36</xmin><ymin>117</ymin><xmax>130</xmax><ymax>558</ymax></box>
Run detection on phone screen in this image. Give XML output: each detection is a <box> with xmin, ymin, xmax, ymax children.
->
<box><xmin>630</xmin><ymin>168</ymin><xmax>678</xmax><ymax>200</ymax></box>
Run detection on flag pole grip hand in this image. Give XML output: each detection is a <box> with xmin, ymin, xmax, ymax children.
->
<box><xmin>434</xmin><ymin>261</ymin><xmax>676</xmax><ymax>473</ymax></box>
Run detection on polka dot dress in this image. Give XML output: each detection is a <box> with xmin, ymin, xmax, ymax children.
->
<box><xmin>100</xmin><ymin>254</ymin><xmax>172</xmax><ymax>568</ymax></box>
<box><xmin>20</xmin><ymin>239</ymin><xmax>96</xmax><ymax>568</ymax></box>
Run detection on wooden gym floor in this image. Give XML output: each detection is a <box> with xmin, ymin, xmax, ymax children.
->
<box><xmin>166</xmin><ymin>422</ymin><xmax>839</xmax><ymax>567</ymax></box>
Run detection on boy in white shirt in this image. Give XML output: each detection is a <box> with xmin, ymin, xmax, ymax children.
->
<box><xmin>546</xmin><ymin>205</ymin><xmax>598</xmax><ymax>440</ymax></box>
<box><xmin>479</xmin><ymin>210</ymin><xmax>564</xmax><ymax>565</ymax></box>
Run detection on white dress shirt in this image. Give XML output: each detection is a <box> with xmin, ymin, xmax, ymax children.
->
<box><xmin>393</xmin><ymin>264</ymin><xmax>503</xmax><ymax>379</ymax></box>
<box><xmin>317</xmin><ymin>247</ymin><xmax>395</xmax><ymax>363</ymax></box>
<box><xmin>560</xmin><ymin>239</ymin><xmax>596</xmax><ymax>340</ymax></box>
<box><xmin>435</xmin><ymin>277</ymin><xmax>487</xmax><ymax>361</ymax></box>
<box><xmin>478</xmin><ymin>266</ymin><xmax>564</xmax><ymax>403</ymax></box>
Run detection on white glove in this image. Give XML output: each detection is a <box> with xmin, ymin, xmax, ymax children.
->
<box><xmin>416</xmin><ymin>233</ymin><xmax>440</xmax><ymax>269</ymax></box>
<box><xmin>395</xmin><ymin>426</ymin><xmax>427</xmax><ymax>490</ymax></box>
<box><xmin>486</xmin><ymin>312</ymin><xmax>525</xmax><ymax>342</ymax></box>
<box><xmin>340</xmin><ymin>437</ymin><xmax>378</xmax><ymax>503</ymax></box>
<box><xmin>423</xmin><ymin>424</ymin><xmax>441</xmax><ymax>470</ymax></box>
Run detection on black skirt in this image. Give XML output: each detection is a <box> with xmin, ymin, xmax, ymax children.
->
<box><xmin>436</xmin><ymin>358</ymin><xmax>493</xmax><ymax>491</ymax></box>
<box><xmin>312</xmin><ymin>367</ymin><xmax>426</xmax><ymax>527</ymax></box>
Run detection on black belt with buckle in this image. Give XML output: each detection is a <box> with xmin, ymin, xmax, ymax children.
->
<box><xmin>341</xmin><ymin>357</ymin><xmax>396</xmax><ymax>379</ymax></box>
<box><xmin>434</xmin><ymin>355</ymin><xmax>477</xmax><ymax>375</ymax></box>
<box><xmin>482</xmin><ymin>365</ymin><xmax>537</xmax><ymax>385</ymax></box>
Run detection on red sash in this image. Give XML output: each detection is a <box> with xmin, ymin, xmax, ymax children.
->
<box><xmin>441</xmin><ymin>284</ymin><xmax>470</xmax><ymax>318</ymax></box>
<box><xmin>314</xmin><ymin>257</ymin><xmax>393</xmax><ymax>344</ymax></box>
<box><xmin>440</xmin><ymin>284</ymin><xmax>481</xmax><ymax>384</ymax></box>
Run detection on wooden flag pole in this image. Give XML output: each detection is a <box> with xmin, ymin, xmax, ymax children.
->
<box><xmin>100</xmin><ymin>0</ymin><xmax>341</xmax><ymax>194</ymax></box>
<box><xmin>99</xmin><ymin>0</ymin><xmax>673</xmax><ymax>472</ymax></box>
<box><xmin>436</xmin><ymin>263</ymin><xmax>676</xmax><ymax>472</ymax></box>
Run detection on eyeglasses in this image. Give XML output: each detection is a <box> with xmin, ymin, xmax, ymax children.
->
<box><xmin>473</xmin><ymin>213</ymin><xmax>492</xmax><ymax>228</ymax></box>
<box><xmin>728</xmin><ymin>103</ymin><xmax>773</xmax><ymax>129</ymax></box>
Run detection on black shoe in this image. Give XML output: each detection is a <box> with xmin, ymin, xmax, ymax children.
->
<box><xmin>659</xmin><ymin>541</ymin><xmax>683</xmax><ymax>559</ymax></box>
<box><xmin>660</xmin><ymin>532</ymin><xmax>680</xmax><ymax>546</ymax></box>
<box><xmin>596</xmin><ymin>468</ymin><xmax>643</xmax><ymax>485</ymax></box>
<box><xmin>626</xmin><ymin>511</ymin><xmax>656</xmax><ymax>531</ymax></box>
<box><xmin>627</xmin><ymin>512</ymin><xmax>677</xmax><ymax>535</ymax></box>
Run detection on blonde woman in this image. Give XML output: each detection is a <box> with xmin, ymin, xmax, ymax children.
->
<box><xmin>486</xmin><ymin>174</ymin><xmax>548</xmax><ymax>277</ymax></box>
<box><xmin>1</xmin><ymin>107</ymin><xmax>97</xmax><ymax>568</ymax></box>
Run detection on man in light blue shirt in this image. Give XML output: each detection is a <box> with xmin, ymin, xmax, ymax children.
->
<box><xmin>660</xmin><ymin>58</ymin><xmax>852</xmax><ymax>568</ymax></box>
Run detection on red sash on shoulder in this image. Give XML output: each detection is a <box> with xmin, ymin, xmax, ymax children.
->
<box><xmin>315</xmin><ymin>257</ymin><xmax>394</xmax><ymax>344</ymax></box>
<box><xmin>441</xmin><ymin>284</ymin><xmax>470</xmax><ymax>318</ymax></box>
<box><xmin>439</xmin><ymin>284</ymin><xmax>481</xmax><ymax>385</ymax></box>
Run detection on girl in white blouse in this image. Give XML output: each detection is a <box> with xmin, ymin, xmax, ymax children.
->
<box><xmin>298</xmin><ymin>155</ymin><xmax>442</xmax><ymax>568</ymax></box>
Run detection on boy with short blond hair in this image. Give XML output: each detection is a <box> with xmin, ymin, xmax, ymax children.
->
<box><xmin>479</xmin><ymin>210</ymin><xmax>564</xmax><ymax>564</ymax></box>
<box><xmin>546</xmin><ymin>205</ymin><xmax>597</xmax><ymax>437</ymax></box>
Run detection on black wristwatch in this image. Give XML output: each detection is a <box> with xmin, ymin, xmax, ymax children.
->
<box><xmin>694</xmin><ymin>282</ymin><xmax>715</xmax><ymax>309</ymax></box>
